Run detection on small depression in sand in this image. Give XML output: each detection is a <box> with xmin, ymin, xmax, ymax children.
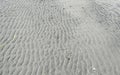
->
<box><xmin>59</xmin><ymin>0</ymin><xmax>90</xmax><ymax>18</ymax></box>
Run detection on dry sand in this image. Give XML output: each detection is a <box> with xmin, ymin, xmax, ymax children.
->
<box><xmin>0</xmin><ymin>0</ymin><xmax>120</xmax><ymax>75</ymax></box>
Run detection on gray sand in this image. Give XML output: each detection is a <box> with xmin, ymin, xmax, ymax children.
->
<box><xmin>0</xmin><ymin>0</ymin><xmax>120</xmax><ymax>75</ymax></box>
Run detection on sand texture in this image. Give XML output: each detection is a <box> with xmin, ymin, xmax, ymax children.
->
<box><xmin>0</xmin><ymin>0</ymin><xmax>120</xmax><ymax>75</ymax></box>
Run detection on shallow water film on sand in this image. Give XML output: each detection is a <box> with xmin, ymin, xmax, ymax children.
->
<box><xmin>0</xmin><ymin>0</ymin><xmax>120</xmax><ymax>75</ymax></box>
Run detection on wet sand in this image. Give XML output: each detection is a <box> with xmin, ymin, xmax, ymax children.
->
<box><xmin>0</xmin><ymin>0</ymin><xmax>120</xmax><ymax>75</ymax></box>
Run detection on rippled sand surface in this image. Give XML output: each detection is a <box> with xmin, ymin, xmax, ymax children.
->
<box><xmin>0</xmin><ymin>0</ymin><xmax>120</xmax><ymax>75</ymax></box>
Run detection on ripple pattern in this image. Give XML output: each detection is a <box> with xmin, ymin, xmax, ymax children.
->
<box><xmin>0</xmin><ymin>0</ymin><xmax>120</xmax><ymax>75</ymax></box>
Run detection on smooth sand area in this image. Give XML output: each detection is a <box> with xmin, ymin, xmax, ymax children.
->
<box><xmin>0</xmin><ymin>0</ymin><xmax>120</xmax><ymax>75</ymax></box>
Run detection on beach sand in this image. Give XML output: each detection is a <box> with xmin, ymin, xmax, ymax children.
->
<box><xmin>0</xmin><ymin>0</ymin><xmax>120</xmax><ymax>75</ymax></box>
